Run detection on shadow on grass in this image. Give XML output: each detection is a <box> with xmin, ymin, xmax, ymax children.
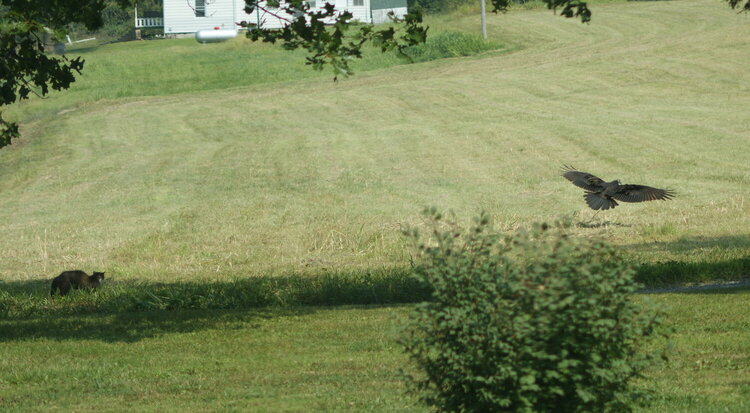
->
<box><xmin>632</xmin><ymin>235</ymin><xmax>750</xmax><ymax>286</ymax></box>
<box><xmin>0</xmin><ymin>307</ymin><xmax>314</xmax><ymax>343</ymax></box>
<box><xmin>636</xmin><ymin>257</ymin><xmax>750</xmax><ymax>285</ymax></box>
<box><xmin>633</xmin><ymin>234</ymin><xmax>750</xmax><ymax>253</ymax></box>
<box><xmin>0</xmin><ymin>268</ymin><xmax>431</xmax><ymax>319</ymax></box>
<box><xmin>3</xmin><ymin>236</ymin><xmax>748</xmax><ymax>318</ymax></box>
<box><xmin>639</xmin><ymin>284</ymin><xmax>750</xmax><ymax>295</ymax></box>
<box><xmin>576</xmin><ymin>220</ymin><xmax>632</xmax><ymax>229</ymax></box>
<box><xmin>679</xmin><ymin>286</ymin><xmax>750</xmax><ymax>295</ymax></box>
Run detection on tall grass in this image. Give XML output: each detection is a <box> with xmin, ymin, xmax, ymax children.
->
<box><xmin>2</xmin><ymin>247</ymin><xmax>746</xmax><ymax>319</ymax></box>
<box><xmin>404</xmin><ymin>31</ymin><xmax>501</xmax><ymax>62</ymax></box>
<box><xmin>0</xmin><ymin>269</ymin><xmax>430</xmax><ymax>318</ymax></box>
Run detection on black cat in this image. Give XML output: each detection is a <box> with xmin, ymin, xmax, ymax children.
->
<box><xmin>50</xmin><ymin>270</ymin><xmax>105</xmax><ymax>296</ymax></box>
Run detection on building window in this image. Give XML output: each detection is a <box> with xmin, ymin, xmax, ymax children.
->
<box><xmin>195</xmin><ymin>0</ymin><xmax>206</xmax><ymax>17</ymax></box>
<box><xmin>352</xmin><ymin>0</ymin><xmax>364</xmax><ymax>6</ymax></box>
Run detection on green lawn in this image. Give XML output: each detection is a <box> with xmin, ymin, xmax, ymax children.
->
<box><xmin>641</xmin><ymin>289</ymin><xmax>750</xmax><ymax>412</ymax></box>
<box><xmin>1</xmin><ymin>290</ymin><xmax>749</xmax><ymax>412</ymax></box>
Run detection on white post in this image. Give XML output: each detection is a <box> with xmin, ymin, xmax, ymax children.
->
<box><xmin>480</xmin><ymin>0</ymin><xmax>487</xmax><ymax>40</ymax></box>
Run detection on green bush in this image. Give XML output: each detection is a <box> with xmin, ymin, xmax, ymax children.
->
<box><xmin>403</xmin><ymin>31</ymin><xmax>501</xmax><ymax>62</ymax></box>
<box><xmin>400</xmin><ymin>209</ymin><xmax>666</xmax><ymax>413</ymax></box>
<box><xmin>408</xmin><ymin>0</ymin><xmax>479</xmax><ymax>13</ymax></box>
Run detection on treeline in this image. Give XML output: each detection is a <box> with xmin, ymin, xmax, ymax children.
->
<box><xmin>66</xmin><ymin>0</ymin><xmax>162</xmax><ymax>42</ymax></box>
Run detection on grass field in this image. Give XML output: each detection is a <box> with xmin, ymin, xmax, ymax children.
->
<box><xmin>1</xmin><ymin>0</ymin><xmax>750</xmax><ymax>410</ymax></box>
<box><xmin>1</xmin><ymin>0</ymin><xmax>748</xmax><ymax>285</ymax></box>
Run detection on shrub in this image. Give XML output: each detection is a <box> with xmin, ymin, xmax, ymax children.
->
<box><xmin>400</xmin><ymin>208</ymin><xmax>666</xmax><ymax>413</ymax></box>
<box><xmin>403</xmin><ymin>31</ymin><xmax>501</xmax><ymax>62</ymax></box>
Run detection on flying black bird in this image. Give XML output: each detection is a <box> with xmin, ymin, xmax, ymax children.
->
<box><xmin>561</xmin><ymin>166</ymin><xmax>675</xmax><ymax>210</ymax></box>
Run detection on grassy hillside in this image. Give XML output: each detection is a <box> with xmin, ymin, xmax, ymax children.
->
<box><xmin>1</xmin><ymin>0</ymin><xmax>749</xmax><ymax>285</ymax></box>
<box><xmin>6</xmin><ymin>19</ymin><xmax>506</xmax><ymax>124</ymax></box>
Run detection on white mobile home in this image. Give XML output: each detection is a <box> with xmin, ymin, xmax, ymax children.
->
<box><xmin>135</xmin><ymin>0</ymin><xmax>408</xmax><ymax>34</ymax></box>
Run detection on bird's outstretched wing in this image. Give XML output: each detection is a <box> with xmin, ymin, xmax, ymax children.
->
<box><xmin>561</xmin><ymin>166</ymin><xmax>606</xmax><ymax>191</ymax></box>
<box><xmin>611</xmin><ymin>185</ymin><xmax>675</xmax><ymax>203</ymax></box>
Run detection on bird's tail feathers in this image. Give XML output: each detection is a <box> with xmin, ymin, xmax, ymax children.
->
<box><xmin>584</xmin><ymin>192</ymin><xmax>618</xmax><ymax>210</ymax></box>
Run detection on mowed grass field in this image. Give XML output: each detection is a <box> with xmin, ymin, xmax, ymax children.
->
<box><xmin>1</xmin><ymin>0</ymin><xmax>748</xmax><ymax>283</ymax></box>
<box><xmin>2</xmin><ymin>0</ymin><xmax>750</xmax><ymax>411</ymax></box>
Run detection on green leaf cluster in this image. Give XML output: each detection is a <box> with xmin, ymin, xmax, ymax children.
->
<box><xmin>240</xmin><ymin>0</ymin><xmax>428</xmax><ymax>80</ymax></box>
<box><xmin>401</xmin><ymin>208</ymin><xmax>667</xmax><ymax>412</ymax></box>
<box><xmin>486</xmin><ymin>0</ymin><xmax>591</xmax><ymax>23</ymax></box>
<box><xmin>726</xmin><ymin>0</ymin><xmax>750</xmax><ymax>12</ymax></box>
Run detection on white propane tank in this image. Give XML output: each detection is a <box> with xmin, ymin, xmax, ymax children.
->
<box><xmin>195</xmin><ymin>29</ymin><xmax>238</xmax><ymax>44</ymax></box>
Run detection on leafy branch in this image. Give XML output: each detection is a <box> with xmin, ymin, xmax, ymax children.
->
<box><xmin>726</xmin><ymin>0</ymin><xmax>750</xmax><ymax>12</ymax></box>
<box><xmin>240</xmin><ymin>0</ymin><xmax>428</xmax><ymax>80</ymax></box>
<box><xmin>489</xmin><ymin>0</ymin><xmax>591</xmax><ymax>23</ymax></box>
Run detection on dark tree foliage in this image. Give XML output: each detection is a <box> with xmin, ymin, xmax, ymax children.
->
<box><xmin>727</xmin><ymin>0</ymin><xmax>750</xmax><ymax>11</ymax></box>
<box><xmin>490</xmin><ymin>0</ymin><xmax>591</xmax><ymax>22</ymax></box>
<box><xmin>240</xmin><ymin>0</ymin><xmax>428</xmax><ymax>79</ymax></box>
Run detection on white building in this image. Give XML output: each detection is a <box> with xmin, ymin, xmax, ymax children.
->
<box><xmin>135</xmin><ymin>0</ymin><xmax>408</xmax><ymax>34</ymax></box>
